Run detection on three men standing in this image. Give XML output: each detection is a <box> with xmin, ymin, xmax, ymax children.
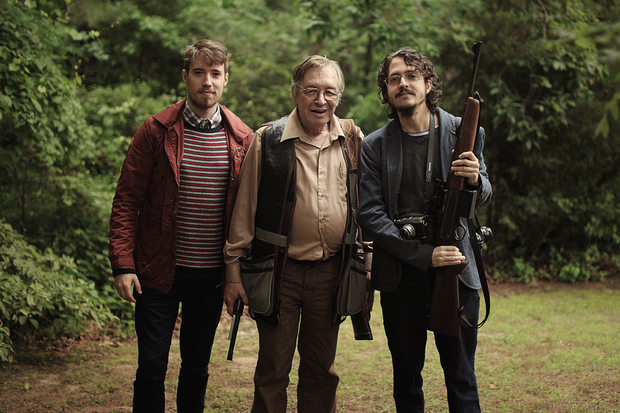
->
<box><xmin>109</xmin><ymin>38</ymin><xmax>490</xmax><ymax>413</ymax></box>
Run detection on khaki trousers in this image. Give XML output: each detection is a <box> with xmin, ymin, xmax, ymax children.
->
<box><xmin>251</xmin><ymin>256</ymin><xmax>341</xmax><ymax>413</ymax></box>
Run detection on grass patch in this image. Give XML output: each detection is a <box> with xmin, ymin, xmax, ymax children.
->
<box><xmin>1</xmin><ymin>281</ymin><xmax>619</xmax><ymax>412</ymax></box>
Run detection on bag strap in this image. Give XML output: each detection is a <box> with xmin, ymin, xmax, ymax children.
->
<box><xmin>340</xmin><ymin>118</ymin><xmax>360</xmax><ymax>168</ymax></box>
<box><xmin>466</xmin><ymin>216</ymin><xmax>491</xmax><ymax>329</ymax></box>
<box><xmin>339</xmin><ymin>119</ymin><xmax>362</xmax><ymax>246</ymax></box>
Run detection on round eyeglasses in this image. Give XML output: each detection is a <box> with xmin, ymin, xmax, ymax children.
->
<box><xmin>296</xmin><ymin>86</ymin><xmax>341</xmax><ymax>101</ymax></box>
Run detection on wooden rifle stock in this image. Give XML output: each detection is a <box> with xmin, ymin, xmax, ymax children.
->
<box><xmin>428</xmin><ymin>261</ymin><xmax>468</xmax><ymax>336</ymax></box>
<box><xmin>428</xmin><ymin>42</ymin><xmax>482</xmax><ymax>337</ymax></box>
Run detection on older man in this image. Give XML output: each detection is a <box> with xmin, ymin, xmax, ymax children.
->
<box><xmin>223</xmin><ymin>55</ymin><xmax>366</xmax><ymax>413</ymax></box>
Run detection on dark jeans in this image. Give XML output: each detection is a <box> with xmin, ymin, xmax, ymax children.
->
<box><xmin>132</xmin><ymin>266</ymin><xmax>223</xmax><ymax>413</ymax></box>
<box><xmin>381</xmin><ymin>263</ymin><xmax>481</xmax><ymax>413</ymax></box>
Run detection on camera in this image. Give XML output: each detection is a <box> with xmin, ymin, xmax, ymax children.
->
<box><xmin>476</xmin><ymin>226</ymin><xmax>493</xmax><ymax>247</ymax></box>
<box><xmin>394</xmin><ymin>216</ymin><xmax>428</xmax><ymax>240</ymax></box>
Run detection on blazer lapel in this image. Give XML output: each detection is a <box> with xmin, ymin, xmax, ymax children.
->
<box><xmin>383</xmin><ymin>120</ymin><xmax>403</xmax><ymax>220</ymax></box>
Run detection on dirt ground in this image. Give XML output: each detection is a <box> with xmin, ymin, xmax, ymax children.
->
<box><xmin>1</xmin><ymin>277</ymin><xmax>618</xmax><ymax>412</ymax></box>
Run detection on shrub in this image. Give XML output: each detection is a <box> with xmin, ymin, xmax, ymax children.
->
<box><xmin>0</xmin><ymin>221</ymin><xmax>118</xmax><ymax>362</ymax></box>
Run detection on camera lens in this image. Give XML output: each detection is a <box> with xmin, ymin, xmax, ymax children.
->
<box><xmin>399</xmin><ymin>224</ymin><xmax>416</xmax><ymax>240</ymax></box>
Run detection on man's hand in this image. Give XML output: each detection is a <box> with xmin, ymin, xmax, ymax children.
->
<box><xmin>451</xmin><ymin>150</ymin><xmax>480</xmax><ymax>186</ymax></box>
<box><xmin>114</xmin><ymin>273</ymin><xmax>141</xmax><ymax>303</ymax></box>
<box><xmin>431</xmin><ymin>246</ymin><xmax>466</xmax><ymax>268</ymax></box>
<box><xmin>224</xmin><ymin>282</ymin><xmax>248</xmax><ymax>316</ymax></box>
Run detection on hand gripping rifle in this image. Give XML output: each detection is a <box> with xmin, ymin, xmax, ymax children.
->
<box><xmin>227</xmin><ymin>298</ymin><xmax>244</xmax><ymax>361</ymax></box>
<box><xmin>427</xmin><ymin>42</ymin><xmax>483</xmax><ymax>337</ymax></box>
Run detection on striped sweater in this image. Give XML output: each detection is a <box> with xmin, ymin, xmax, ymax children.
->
<box><xmin>176</xmin><ymin>122</ymin><xmax>230</xmax><ymax>268</ymax></box>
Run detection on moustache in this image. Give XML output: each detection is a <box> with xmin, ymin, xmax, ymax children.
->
<box><xmin>396</xmin><ymin>89</ymin><xmax>414</xmax><ymax>98</ymax></box>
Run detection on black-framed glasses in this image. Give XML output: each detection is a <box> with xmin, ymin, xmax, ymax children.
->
<box><xmin>296</xmin><ymin>86</ymin><xmax>340</xmax><ymax>101</ymax></box>
<box><xmin>385</xmin><ymin>72</ymin><xmax>422</xmax><ymax>87</ymax></box>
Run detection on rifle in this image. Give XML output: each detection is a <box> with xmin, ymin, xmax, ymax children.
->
<box><xmin>227</xmin><ymin>298</ymin><xmax>244</xmax><ymax>361</ymax></box>
<box><xmin>427</xmin><ymin>41</ymin><xmax>483</xmax><ymax>337</ymax></box>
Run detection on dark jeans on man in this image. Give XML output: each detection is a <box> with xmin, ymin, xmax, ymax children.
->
<box><xmin>132</xmin><ymin>266</ymin><xmax>223</xmax><ymax>413</ymax></box>
<box><xmin>381</xmin><ymin>263</ymin><xmax>481</xmax><ymax>413</ymax></box>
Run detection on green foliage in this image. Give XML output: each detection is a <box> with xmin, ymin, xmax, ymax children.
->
<box><xmin>1</xmin><ymin>0</ymin><xmax>619</xmax><ymax>364</ymax></box>
<box><xmin>0</xmin><ymin>221</ymin><xmax>118</xmax><ymax>362</ymax></box>
<box><xmin>66</xmin><ymin>0</ymin><xmax>187</xmax><ymax>94</ymax></box>
<box><xmin>553</xmin><ymin>246</ymin><xmax>607</xmax><ymax>283</ymax></box>
<box><xmin>0</xmin><ymin>0</ymin><xmax>99</xmax><ymax>172</ymax></box>
<box><xmin>79</xmin><ymin>81</ymin><xmax>178</xmax><ymax>173</ymax></box>
<box><xmin>567</xmin><ymin>19</ymin><xmax>620</xmax><ymax>137</ymax></box>
<box><xmin>456</xmin><ymin>0</ymin><xmax>620</xmax><ymax>278</ymax></box>
<box><xmin>0</xmin><ymin>321</ymin><xmax>12</xmax><ymax>363</ymax></box>
<box><xmin>491</xmin><ymin>257</ymin><xmax>549</xmax><ymax>284</ymax></box>
<box><xmin>0</xmin><ymin>0</ymin><xmax>122</xmax><ymax>294</ymax></box>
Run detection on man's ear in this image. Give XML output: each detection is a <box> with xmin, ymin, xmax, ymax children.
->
<box><xmin>182</xmin><ymin>69</ymin><xmax>188</xmax><ymax>85</ymax></box>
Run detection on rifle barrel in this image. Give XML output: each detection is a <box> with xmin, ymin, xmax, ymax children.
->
<box><xmin>467</xmin><ymin>42</ymin><xmax>483</xmax><ymax>98</ymax></box>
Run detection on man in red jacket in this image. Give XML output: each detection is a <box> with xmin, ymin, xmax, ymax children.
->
<box><xmin>108</xmin><ymin>39</ymin><xmax>252</xmax><ymax>413</ymax></box>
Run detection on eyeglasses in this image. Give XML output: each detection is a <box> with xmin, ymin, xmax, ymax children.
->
<box><xmin>385</xmin><ymin>72</ymin><xmax>423</xmax><ymax>87</ymax></box>
<box><xmin>296</xmin><ymin>86</ymin><xmax>341</xmax><ymax>101</ymax></box>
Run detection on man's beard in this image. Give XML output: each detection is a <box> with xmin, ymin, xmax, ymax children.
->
<box><xmin>395</xmin><ymin>101</ymin><xmax>421</xmax><ymax>118</ymax></box>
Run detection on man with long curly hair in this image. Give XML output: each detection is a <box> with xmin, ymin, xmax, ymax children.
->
<box><xmin>359</xmin><ymin>48</ymin><xmax>492</xmax><ymax>413</ymax></box>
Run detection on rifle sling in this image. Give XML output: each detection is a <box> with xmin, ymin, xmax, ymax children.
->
<box><xmin>465</xmin><ymin>217</ymin><xmax>491</xmax><ymax>329</ymax></box>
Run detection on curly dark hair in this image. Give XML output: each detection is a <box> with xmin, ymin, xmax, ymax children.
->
<box><xmin>377</xmin><ymin>48</ymin><xmax>442</xmax><ymax>119</ymax></box>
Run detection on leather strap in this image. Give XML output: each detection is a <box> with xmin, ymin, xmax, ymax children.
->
<box><xmin>466</xmin><ymin>216</ymin><xmax>491</xmax><ymax>329</ymax></box>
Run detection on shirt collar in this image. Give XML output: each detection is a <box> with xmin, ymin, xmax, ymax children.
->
<box><xmin>281</xmin><ymin>108</ymin><xmax>344</xmax><ymax>145</ymax></box>
<box><xmin>183</xmin><ymin>101</ymin><xmax>222</xmax><ymax>129</ymax></box>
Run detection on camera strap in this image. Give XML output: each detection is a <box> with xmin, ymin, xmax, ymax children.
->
<box><xmin>424</xmin><ymin>112</ymin><xmax>438</xmax><ymax>203</ymax></box>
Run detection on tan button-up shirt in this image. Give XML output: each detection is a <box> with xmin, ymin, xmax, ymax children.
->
<box><xmin>224</xmin><ymin>108</ymin><xmax>362</xmax><ymax>283</ymax></box>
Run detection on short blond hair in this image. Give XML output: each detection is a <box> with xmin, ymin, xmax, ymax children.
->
<box><xmin>184</xmin><ymin>39</ymin><xmax>229</xmax><ymax>73</ymax></box>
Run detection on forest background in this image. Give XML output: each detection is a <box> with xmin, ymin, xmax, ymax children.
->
<box><xmin>0</xmin><ymin>0</ymin><xmax>619</xmax><ymax>361</ymax></box>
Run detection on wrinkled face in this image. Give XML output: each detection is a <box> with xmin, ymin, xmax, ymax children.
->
<box><xmin>182</xmin><ymin>57</ymin><xmax>228</xmax><ymax>118</ymax></box>
<box><xmin>386</xmin><ymin>56</ymin><xmax>430</xmax><ymax>117</ymax></box>
<box><xmin>293</xmin><ymin>66</ymin><xmax>340</xmax><ymax>133</ymax></box>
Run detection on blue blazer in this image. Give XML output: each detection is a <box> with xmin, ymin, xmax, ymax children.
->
<box><xmin>359</xmin><ymin>108</ymin><xmax>492</xmax><ymax>292</ymax></box>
